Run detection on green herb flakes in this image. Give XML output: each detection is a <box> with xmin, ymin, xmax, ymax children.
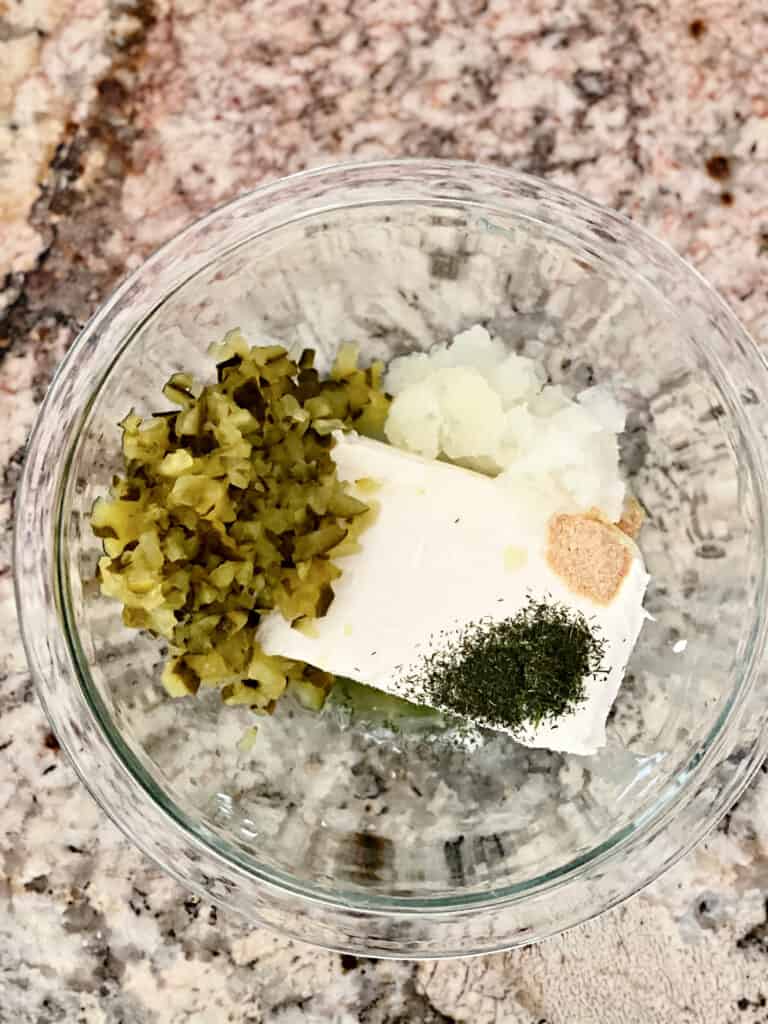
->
<box><xmin>402</xmin><ymin>598</ymin><xmax>608</xmax><ymax>733</ymax></box>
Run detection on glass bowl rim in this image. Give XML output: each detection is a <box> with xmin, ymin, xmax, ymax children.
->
<box><xmin>15</xmin><ymin>157</ymin><xmax>768</xmax><ymax>955</ymax></box>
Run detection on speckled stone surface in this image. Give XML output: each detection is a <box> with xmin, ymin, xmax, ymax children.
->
<box><xmin>2</xmin><ymin>1</ymin><xmax>768</xmax><ymax>1021</ymax></box>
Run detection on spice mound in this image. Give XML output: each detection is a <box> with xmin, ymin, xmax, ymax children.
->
<box><xmin>402</xmin><ymin>600</ymin><xmax>608</xmax><ymax>733</ymax></box>
<box><xmin>547</xmin><ymin>513</ymin><xmax>634</xmax><ymax>606</ymax></box>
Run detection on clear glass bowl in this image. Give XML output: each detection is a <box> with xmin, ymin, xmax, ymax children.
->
<box><xmin>15</xmin><ymin>160</ymin><xmax>768</xmax><ymax>957</ymax></box>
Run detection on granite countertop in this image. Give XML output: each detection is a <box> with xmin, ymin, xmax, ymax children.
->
<box><xmin>2</xmin><ymin>1</ymin><xmax>768</xmax><ymax>1021</ymax></box>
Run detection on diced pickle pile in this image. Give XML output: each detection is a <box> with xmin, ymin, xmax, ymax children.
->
<box><xmin>92</xmin><ymin>330</ymin><xmax>390</xmax><ymax>715</ymax></box>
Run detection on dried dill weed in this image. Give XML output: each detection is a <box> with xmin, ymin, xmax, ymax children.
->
<box><xmin>91</xmin><ymin>329</ymin><xmax>390</xmax><ymax>715</ymax></box>
<box><xmin>400</xmin><ymin>598</ymin><xmax>608</xmax><ymax>733</ymax></box>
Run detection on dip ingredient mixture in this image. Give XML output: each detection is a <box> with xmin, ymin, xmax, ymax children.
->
<box><xmin>93</xmin><ymin>324</ymin><xmax>649</xmax><ymax>755</ymax></box>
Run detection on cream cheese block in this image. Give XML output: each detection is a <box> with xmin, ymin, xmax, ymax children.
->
<box><xmin>258</xmin><ymin>432</ymin><xmax>649</xmax><ymax>755</ymax></box>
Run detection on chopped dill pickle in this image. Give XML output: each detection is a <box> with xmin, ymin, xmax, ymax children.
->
<box><xmin>288</xmin><ymin>665</ymin><xmax>335</xmax><ymax>711</ymax></box>
<box><xmin>289</xmin><ymin>680</ymin><xmax>328</xmax><ymax>711</ymax></box>
<box><xmin>327</xmin><ymin>492</ymin><xmax>369</xmax><ymax>518</ymax></box>
<box><xmin>237</xmin><ymin>725</ymin><xmax>259</xmax><ymax>753</ymax></box>
<box><xmin>293</xmin><ymin>523</ymin><xmax>348</xmax><ymax>561</ymax></box>
<box><xmin>158</xmin><ymin>450</ymin><xmax>195</xmax><ymax>477</ymax></box>
<box><xmin>329</xmin><ymin>677</ymin><xmax>442</xmax><ymax>724</ymax></box>
<box><xmin>352</xmin><ymin>391</ymin><xmax>390</xmax><ymax>439</ymax></box>
<box><xmin>162</xmin><ymin>657</ymin><xmax>201</xmax><ymax>696</ymax></box>
<box><xmin>91</xmin><ymin>331</ymin><xmax>391</xmax><ymax>724</ymax></box>
<box><xmin>162</xmin><ymin>373</ymin><xmax>197</xmax><ymax>408</ymax></box>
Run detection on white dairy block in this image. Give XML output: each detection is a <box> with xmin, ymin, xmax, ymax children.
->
<box><xmin>259</xmin><ymin>433</ymin><xmax>650</xmax><ymax>756</ymax></box>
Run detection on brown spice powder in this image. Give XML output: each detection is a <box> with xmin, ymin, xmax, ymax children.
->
<box><xmin>547</xmin><ymin>513</ymin><xmax>633</xmax><ymax>605</ymax></box>
<box><xmin>616</xmin><ymin>496</ymin><xmax>645</xmax><ymax>540</ymax></box>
